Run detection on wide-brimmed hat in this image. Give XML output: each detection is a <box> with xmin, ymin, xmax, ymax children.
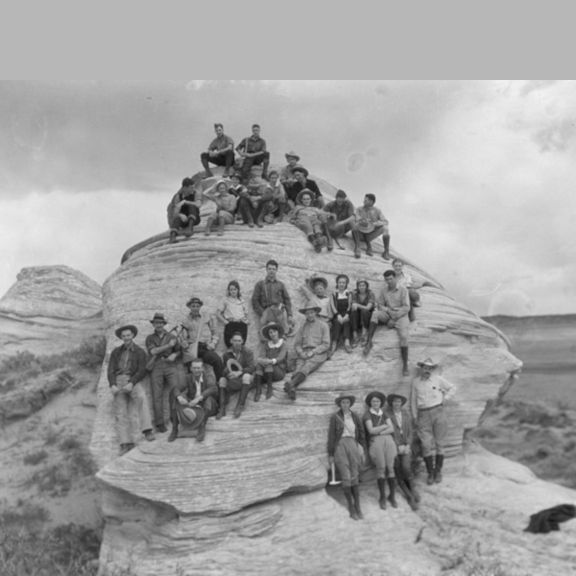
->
<box><xmin>310</xmin><ymin>276</ymin><xmax>328</xmax><ymax>289</ymax></box>
<box><xmin>261</xmin><ymin>322</ymin><xmax>284</xmax><ymax>341</ymax></box>
<box><xmin>292</xmin><ymin>166</ymin><xmax>309</xmax><ymax>177</ymax></box>
<box><xmin>296</xmin><ymin>188</ymin><xmax>314</xmax><ymax>206</ymax></box>
<box><xmin>417</xmin><ymin>357</ymin><xmax>438</xmax><ymax>369</ymax></box>
<box><xmin>186</xmin><ymin>296</ymin><xmax>204</xmax><ymax>308</ymax></box>
<box><xmin>299</xmin><ymin>302</ymin><xmax>321</xmax><ymax>314</ymax></box>
<box><xmin>115</xmin><ymin>324</ymin><xmax>138</xmax><ymax>339</ymax></box>
<box><xmin>365</xmin><ymin>391</ymin><xmax>387</xmax><ymax>407</ymax></box>
<box><xmin>150</xmin><ymin>313</ymin><xmax>167</xmax><ymax>325</ymax></box>
<box><xmin>226</xmin><ymin>358</ymin><xmax>243</xmax><ymax>373</ymax></box>
<box><xmin>335</xmin><ymin>393</ymin><xmax>356</xmax><ymax>407</ymax></box>
<box><xmin>387</xmin><ymin>393</ymin><xmax>408</xmax><ymax>407</ymax></box>
<box><xmin>285</xmin><ymin>150</ymin><xmax>300</xmax><ymax>162</ymax></box>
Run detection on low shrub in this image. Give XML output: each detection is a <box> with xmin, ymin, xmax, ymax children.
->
<box><xmin>23</xmin><ymin>449</ymin><xmax>49</xmax><ymax>466</ymax></box>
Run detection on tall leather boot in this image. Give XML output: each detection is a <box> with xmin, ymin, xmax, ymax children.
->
<box><xmin>216</xmin><ymin>388</ymin><xmax>228</xmax><ymax>419</ymax></box>
<box><xmin>169</xmin><ymin>230</ymin><xmax>177</xmax><ymax>244</ymax></box>
<box><xmin>265</xmin><ymin>372</ymin><xmax>274</xmax><ymax>399</ymax></box>
<box><xmin>377</xmin><ymin>478</ymin><xmax>387</xmax><ymax>510</ymax></box>
<box><xmin>343</xmin><ymin>486</ymin><xmax>358</xmax><ymax>520</ymax></box>
<box><xmin>424</xmin><ymin>456</ymin><xmax>435</xmax><ymax>485</ymax></box>
<box><xmin>403</xmin><ymin>477</ymin><xmax>420</xmax><ymax>509</ymax></box>
<box><xmin>387</xmin><ymin>478</ymin><xmax>398</xmax><ymax>508</ymax></box>
<box><xmin>233</xmin><ymin>385</ymin><xmax>250</xmax><ymax>418</ymax></box>
<box><xmin>184</xmin><ymin>220</ymin><xmax>194</xmax><ymax>238</ymax></box>
<box><xmin>196</xmin><ymin>415</ymin><xmax>207</xmax><ymax>442</ymax></box>
<box><xmin>401</xmin><ymin>346</ymin><xmax>409</xmax><ymax>376</ymax></box>
<box><xmin>284</xmin><ymin>372</ymin><xmax>306</xmax><ymax>400</ymax></box>
<box><xmin>365</xmin><ymin>240</ymin><xmax>373</xmax><ymax>256</ymax></box>
<box><xmin>434</xmin><ymin>454</ymin><xmax>444</xmax><ymax>483</ymax></box>
<box><xmin>217</xmin><ymin>215</ymin><xmax>225</xmax><ymax>236</ymax></box>
<box><xmin>167</xmin><ymin>422</ymin><xmax>178</xmax><ymax>442</ymax></box>
<box><xmin>382</xmin><ymin>234</ymin><xmax>391</xmax><ymax>260</ymax></box>
<box><xmin>253</xmin><ymin>374</ymin><xmax>263</xmax><ymax>402</ymax></box>
<box><xmin>363</xmin><ymin>323</ymin><xmax>377</xmax><ymax>356</ymax></box>
<box><xmin>351</xmin><ymin>485</ymin><xmax>363</xmax><ymax>519</ymax></box>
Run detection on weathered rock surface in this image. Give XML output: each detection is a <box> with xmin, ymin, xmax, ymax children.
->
<box><xmin>92</xmin><ymin>172</ymin><xmax>525</xmax><ymax>575</ymax></box>
<box><xmin>0</xmin><ymin>265</ymin><xmax>103</xmax><ymax>357</ymax></box>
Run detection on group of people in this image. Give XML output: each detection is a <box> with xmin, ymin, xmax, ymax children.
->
<box><xmin>167</xmin><ymin>123</ymin><xmax>392</xmax><ymax>259</ymax></box>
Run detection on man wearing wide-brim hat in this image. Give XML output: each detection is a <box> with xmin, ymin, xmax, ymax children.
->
<box><xmin>108</xmin><ymin>324</ymin><xmax>155</xmax><ymax>455</ymax></box>
<box><xmin>409</xmin><ymin>357</ymin><xmax>457</xmax><ymax>485</ymax></box>
<box><xmin>284</xmin><ymin>301</ymin><xmax>330</xmax><ymax>400</ymax></box>
<box><xmin>279</xmin><ymin>151</ymin><xmax>304</xmax><ymax>200</ymax></box>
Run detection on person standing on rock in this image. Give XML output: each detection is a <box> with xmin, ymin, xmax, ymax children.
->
<box><xmin>363</xmin><ymin>270</ymin><xmax>411</xmax><ymax>377</ymax></box>
<box><xmin>235</xmin><ymin>124</ymin><xmax>270</xmax><ymax>182</ymax></box>
<box><xmin>355</xmin><ymin>193</ymin><xmax>391</xmax><ymax>259</ymax></box>
<box><xmin>392</xmin><ymin>258</ymin><xmax>422</xmax><ymax>322</ymax></box>
<box><xmin>253</xmin><ymin>322</ymin><xmax>288</xmax><ymax>401</ymax></box>
<box><xmin>167</xmin><ymin>177</ymin><xmax>201</xmax><ymax>244</ymax></box>
<box><xmin>252</xmin><ymin>259</ymin><xmax>295</xmax><ymax>338</ymax></box>
<box><xmin>284</xmin><ymin>302</ymin><xmax>330</xmax><ymax>400</ymax></box>
<box><xmin>217</xmin><ymin>332</ymin><xmax>256</xmax><ymax>418</ymax></box>
<box><xmin>200</xmin><ymin>123</ymin><xmax>235</xmax><ymax>178</ymax></box>
<box><xmin>108</xmin><ymin>324</ymin><xmax>155</xmax><ymax>455</ymax></box>
<box><xmin>327</xmin><ymin>394</ymin><xmax>367</xmax><ymax>521</ymax></box>
<box><xmin>145</xmin><ymin>313</ymin><xmax>183</xmax><ymax>434</ymax></box>
<box><xmin>409</xmin><ymin>358</ymin><xmax>457</xmax><ymax>485</ymax></box>
<box><xmin>168</xmin><ymin>358</ymin><xmax>219</xmax><ymax>443</ymax></box>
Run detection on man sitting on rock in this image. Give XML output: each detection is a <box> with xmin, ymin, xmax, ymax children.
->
<box><xmin>279</xmin><ymin>150</ymin><xmax>304</xmax><ymax>200</ymax></box>
<box><xmin>363</xmin><ymin>270</ymin><xmax>410</xmax><ymax>376</ymax></box>
<box><xmin>287</xmin><ymin>167</ymin><xmax>323</xmax><ymax>208</ymax></box>
<box><xmin>236</xmin><ymin>124</ymin><xmax>270</xmax><ymax>182</ymax></box>
<box><xmin>289</xmin><ymin>189</ymin><xmax>331</xmax><ymax>253</ymax></box>
<box><xmin>392</xmin><ymin>258</ymin><xmax>422</xmax><ymax>321</ymax></box>
<box><xmin>355</xmin><ymin>193</ymin><xmax>391</xmax><ymax>259</ymax></box>
<box><xmin>259</xmin><ymin>170</ymin><xmax>287</xmax><ymax>223</ymax></box>
<box><xmin>409</xmin><ymin>358</ymin><xmax>456</xmax><ymax>485</ymax></box>
<box><xmin>217</xmin><ymin>332</ymin><xmax>256</xmax><ymax>419</ymax></box>
<box><xmin>200</xmin><ymin>123</ymin><xmax>235</xmax><ymax>178</ymax></box>
<box><xmin>284</xmin><ymin>301</ymin><xmax>330</xmax><ymax>401</ymax></box>
<box><xmin>167</xmin><ymin>177</ymin><xmax>201</xmax><ymax>243</ymax></box>
<box><xmin>108</xmin><ymin>324</ymin><xmax>155</xmax><ymax>455</ymax></box>
<box><xmin>323</xmin><ymin>189</ymin><xmax>358</xmax><ymax>253</ymax></box>
<box><xmin>168</xmin><ymin>358</ymin><xmax>219</xmax><ymax>443</ymax></box>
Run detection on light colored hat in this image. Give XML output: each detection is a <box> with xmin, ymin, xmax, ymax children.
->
<box><xmin>150</xmin><ymin>313</ymin><xmax>167</xmax><ymax>325</ymax></box>
<box><xmin>285</xmin><ymin>150</ymin><xmax>300</xmax><ymax>161</ymax></box>
<box><xmin>417</xmin><ymin>357</ymin><xmax>438</xmax><ymax>368</ymax></box>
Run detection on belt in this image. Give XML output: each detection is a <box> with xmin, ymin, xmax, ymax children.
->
<box><xmin>418</xmin><ymin>403</ymin><xmax>443</xmax><ymax>412</ymax></box>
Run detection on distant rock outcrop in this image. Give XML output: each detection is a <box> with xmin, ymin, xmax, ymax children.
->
<box><xmin>0</xmin><ymin>265</ymin><xmax>103</xmax><ymax>357</ymax></box>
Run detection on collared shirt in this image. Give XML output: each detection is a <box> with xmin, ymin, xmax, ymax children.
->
<box><xmin>265</xmin><ymin>181</ymin><xmax>287</xmax><ymax>202</ymax></box>
<box><xmin>117</xmin><ymin>344</ymin><xmax>134</xmax><ymax>375</ymax></box>
<box><xmin>376</xmin><ymin>285</ymin><xmax>409</xmax><ymax>316</ymax></box>
<box><xmin>355</xmin><ymin>205</ymin><xmax>388</xmax><ymax>227</ymax></box>
<box><xmin>341</xmin><ymin>412</ymin><xmax>356</xmax><ymax>438</ymax></box>
<box><xmin>395</xmin><ymin>270</ymin><xmax>414</xmax><ymax>289</ymax></box>
<box><xmin>295</xmin><ymin>318</ymin><xmax>330</xmax><ymax>355</ymax></box>
<box><xmin>411</xmin><ymin>373</ymin><xmax>456</xmax><ymax>410</ymax></box>
<box><xmin>323</xmin><ymin>199</ymin><xmax>355</xmax><ymax>222</ymax></box>
<box><xmin>252</xmin><ymin>278</ymin><xmax>293</xmax><ymax>317</ymax></box>
<box><xmin>208</xmin><ymin>134</ymin><xmax>234</xmax><ymax>152</ymax></box>
<box><xmin>218</xmin><ymin>297</ymin><xmax>248</xmax><ymax>323</ymax></box>
<box><xmin>352</xmin><ymin>289</ymin><xmax>376</xmax><ymax>308</ymax></box>
<box><xmin>236</xmin><ymin>135</ymin><xmax>267</xmax><ymax>155</ymax></box>
<box><xmin>145</xmin><ymin>330</ymin><xmax>178</xmax><ymax>358</ymax></box>
<box><xmin>181</xmin><ymin>313</ymin><xmax>219</xmax><ymax>348</ymax></box>
<box><xmin>190</xmin><ymin>374</ymin><xmax>204</xmax><ymax>401</ymax></box>
<box><xmin>107</xmin><ymin>342</ymin><xmax>147</xmax><ymax>387</ymax></box>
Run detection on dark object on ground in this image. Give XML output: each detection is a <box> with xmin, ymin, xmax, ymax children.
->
<box><xmin>524</xmin><ymin>504</ymin><xmax>576</xmax><ymax>534</ymax></box>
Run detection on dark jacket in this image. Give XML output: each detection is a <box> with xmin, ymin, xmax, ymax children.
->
<box><xmin>107</xmin><ymin>343</ymin><xmax>148</xmax><ymax>387</ymax></box>
<box><xmin>327</xmin><ymin>409</ymin><xmax>366</xmax><ymax>457</ymax></box>
<box><xmin>176</xmin><ymin>366</ymin><xmax>218</xmax><ymax>400</ymax></box>
<box><xmin>222</xmin><ymin>347</ymin><xmax>255</xmax><ymax>376</ymax></box>
<box><xmin>388</xmin><ymin>408</ymin><xmax>414</xmax><ymax>447</ymax></box>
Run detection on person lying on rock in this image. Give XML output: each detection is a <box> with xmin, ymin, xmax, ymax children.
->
<box><xmin>387</xmin><ymin>393</ymin><xmax>420</xmax><ymax>510</ymax></box>
<box><xmin>329</xmin><ymin>274</ymin><xmax>353</xmax><ymax>356</ymax></box>
<box><xmin>287</xmin><ymin>167</ymin><xmax>324</xmax><ymax>209</ymax></box>
<box><xmin>409</xmin><ymin>358</ymin><xmax>456</xmax><ymax>485</ymax></box>
<box><xmin>289</xmin><ymin>189</ymin><xmax>331</xmax><ymax>253</ymax></box>
<box><xmin>217</xmin><ymin>332</ymin><xmax>256</xmax><ymax>419</ymax></box>
<box><xmin>363</xmin><ymin>270</ymin><xmax>410</xmax><ymax>377</ymax></box>
<box><xmin>299</xmin><ymin>275</ymin><xmax>332</xmax><ymax>322</ymax></box>
<box><xmin>392</xmin><ymin>258</ymin><xmax>422</xmax><ymax>322</ymax></box>
<box><xmin>252</xmin><ymin>259</ymin><xmax>295</xmax><ymax>338</ymax></box>
<box><xmin>355</xmin><ymin>193</ymin><xmax>390</xmax><ymax>259</ymax></box>
<box><xmin>145</xmin><ymin>313</ymin><xmax>184</xmax><ymax>434</ymax></box>
<box><xmin>217</xmin><ymin>280</ymin><xmax>249</xmax><ymax>349</ymax></box>
<box><xmin>253</xmin><ymin>322</ymin><xmax>288</xmax><ymax>401</ymax></box>
<box><xmin>351</xmin><ymin>279</ymin><xmax>375</xmax><ymax>347</ymax></box>
<box><xmin>236</xmin><ymin>123</ymin><xmax>270</xmax><ymax>182</ymax></box>
<box><xmin>284</xmin><ymin>302</ymin><xmax>330</xmax><ymax>401</ymax></box>
<box><xmin>179</xmin><ymin>297</ymin><xmax>224</xmax><ymax>380</ymax></box>
<box><xmin>201</xmin><ymin>123</ymin><xmax>235</xmax><ymax>178</ymax></box>
<box><xmin>323</xmin><ymin>189</ymin><xmax>358</xmax><ymax>253</ymax></box>
<box><xmin>327</xmin><ymin>394</ymin><xmax>367</xmax><ymax>521</ymax></box>
<box><xmin>108</xmin><ymin>324</ymin><xmax>155</xmax><ymax>455</ymax></box>
<box><xmin>259</xmin><ymin>170</ymin><xmax>287</xmax><ymax>223</ymax></box>
<box><xmin>363</xmin><ymin>391</ymin><xmax>398</xmax><ymax>510</ymax></box>
<box><xmin>203</xmin><ymin>180</ymin><xmax>238</xmax><ymax>236</ymax></box>
<box><xmin>168</xmin><ymin>358</ymin><xmax>219</xmax><ymax>443</ymax></box>
<box><xmin>167</xmin><ymin>177</ymin><xmax>201</xmax><ymax>244</ymax></box>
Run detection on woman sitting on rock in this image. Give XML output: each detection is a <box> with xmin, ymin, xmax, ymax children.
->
<box><xmin>329</xmin><ymin>274</ymin><xmax>353</xmax><ymax>355</ymax></box>
<box><xmin>289</xmin><ymin>189</ymin><xmax>330</xmax><ymax>252</ymax></box>
<box><xmin>363</xmin><ymin>391</ymin><xmax>398</xmax><ymax>510</ymax></box>
<box><xmin>351</xmin><ymin>279</ymin><xmax>375</xmax><ymax>346</ymax></box>
<box><xmin>327</xmin><ymin>393</ymin><xmax>367</xmax><ymax>521</ymax></box>
<box><xmin>216</xmin><ymin>280</ymin><xmax>249</xmax><ymax>348</ymax></box>
<box><xmin>204</xmin><ymin>179</ymin><xmax>238</xmax><ymax>236</ymax></box>
<box><xmin>253</xmin><ymin>322</ymin><xmax>288</xmax><ymax>401</ymax></box>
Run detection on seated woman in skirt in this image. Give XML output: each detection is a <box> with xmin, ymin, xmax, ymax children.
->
<box><xmin>253</xmin><ymin>322</ymin><xmax>288</xmax><ymax>401</ymax></box>
<box><xmin>327</xmin><ymin>393</ymin><xmax>367</xmax><ymax>521</ymax></box>
<box><xmin>363</xmin><ymin>391</ymin><xmax>398</xmax><ymax>509</ymax></box>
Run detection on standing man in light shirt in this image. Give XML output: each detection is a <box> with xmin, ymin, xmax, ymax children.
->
<box><xmin>201</xmin><ymin>123</ymin><xmax>235</xmax><ymax>178</ymax></box>
<box><xmin>409</xmin><ymin>358</ymin><xmax>457</xmax><ymax>485</ymax></box>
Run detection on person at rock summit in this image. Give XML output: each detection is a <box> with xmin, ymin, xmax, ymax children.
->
<box><xmin>203</xmin><ymin>179</ymin><xmax>238</xmax><ymax>236</ymax></box>
<box><xmin>259</xmin><ymin>170</ymin><xmax>287</xmax><ymax>223</ymax></box>
<box><xmin>287</xmin><ymin>166</ymin><xmax>323</xmax><ymax>208</ymax></box>
<box><xmin>327</xmin><ymin>393</ymin><xmax>367</xmax><ymax>521</ymax></box>
<box><xmin>145</xmin><ymin>313</ymin><xmax>182</xmax><ymax>433</ymax></box>
<box><xmin>409</xmin><ymin>357</ymin><xmax>456</xmax><ymax>485</ymax></box>
<box><xmin>363</xmin><ymin>270</ymin><xmax>411</xmax><ymax>377</ymax></box>
<box><xmin>217</xmin><ymin>332</ymin><xmax>256</xmax><ymax>419</ymax></box>
<box><xmin>200</xmin><ymin>123</ymin><xmax>235</xmax><ymax>178</ymax></box>
<box><xmin>355</xmin><ymin>193</ymin><xmax>391</xmax><ymax>259</ymax></box>
<box><xmin>167</xmin><ymin>177</ymin><xmax>201</xmax><ymax>244</ymax></box>
<box><xmin>253</xmin><ymin>322</ymin><xmax>288</xmax><ymax>401</ymax></box>
<box><xmin>108</xmin><ymin>324</ymin><xmax>155</xmax><ymax>455</ymax></box>
<box><xmin>251</xmin><ymin>259</ymin><xmax>294</xmax><ymax>338</ymax></box>
<box><xmin>168</xmin><ymin>358</ymin><xmax>219</xmax><ymax>443</ymax></box>
<box><xmin>216</xmin><ymin>280</ymin><xmax>249</xmax><ymax>349</ymax></box>
<box><xmin>284</xmin><ymin>301</ymin><xmax>330</xmax><ymax>400</ymax></box>
<box><xmin>289</xmin><ymin>189</ymin><xmax>331</xmax><ymax>252</ymax></box>
<box><xmin>235</xmin><ymin>123</ymin><xmax>270</xmax><ymax>182</ymax></box>
<box><xmin>179</xmin><ymin>297</ymin><xmax>224</xmax><ymax>381</ymax></box>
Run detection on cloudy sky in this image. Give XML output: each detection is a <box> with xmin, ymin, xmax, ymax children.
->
<box><xmin>1</xmin><ymin>80</ymin><xmax>575</xmax><ymax>317</ymax></box>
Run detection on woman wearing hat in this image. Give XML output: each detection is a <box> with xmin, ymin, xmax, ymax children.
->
<box><xmin>217</xmin><ymin>280</ymin><xmax>249</xmax><ymax>349</ymax></box>
<box><xmin>363</xmin><ymin>391</ymin><xmax>398</xmax><ymax>509</ymax></box>
<box><xmin>351</xmin><ymin>279</ymin><xmax>375</xmax><ymax>346</ymax></box>
<box><xmin>329</xmin><ymin>274</ymin><xmax>353</xmax><ymax>355</ymax></box>
<box><xmin>388</xmin><ymin>393</ymin><xmax>419</xmax><ymax>510</ymax></box>
<box><xmin>289</xmin><ymin>189</ymin><xmax>330</xmax><ymax>253</ymax></box>
<box><xmin>327</xmin><ymin>393</ymin><xmax>367</xmax><ymax>520</ymax></box>
<box><xmin>203</xmin><ymin>179</ymin><xmax>238</xmax><ymax>236</ymax></box>
<box><xmin>253</xmin><ymin>322</ymin><xmax>288</xmax><ymax>401</ymax></box>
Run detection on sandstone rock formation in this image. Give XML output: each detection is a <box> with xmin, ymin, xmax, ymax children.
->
<box><xmin>91</xmin><ymin>173</ymin><xmax>535</xmax><ymax>575</ymax></box>
<box><xmin>0</xmin><ymin>265</ymin><xmax>103</xmax><ymax>357</ymax></box>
